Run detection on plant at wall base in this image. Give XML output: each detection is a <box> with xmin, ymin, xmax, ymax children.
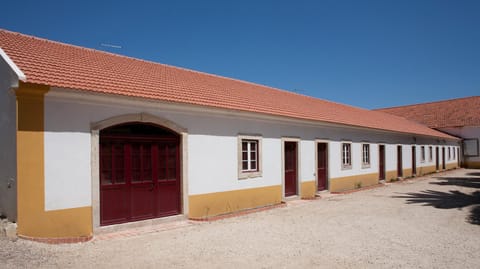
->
<box><xmin>354</xmin><ymin>181</ymin><xmax>363</xmax><ymax>189</ymax></box>
<box><xmin>390</xmin><ymin>178</ymin><xmax>399</xmax><ymax>182</ymax></box>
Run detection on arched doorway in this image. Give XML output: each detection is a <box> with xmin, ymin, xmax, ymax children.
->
<box><xmin>99</xmin><ymin>122</ymin><xmax>181</xmax><ymax>226</ymax></box>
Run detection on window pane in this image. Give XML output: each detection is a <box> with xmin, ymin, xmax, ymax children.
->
<box><xmin>131</xmin><ymin>144</ymin><xmax>141</xmax><ymax>182</ymax></box>
<box><xmin>113</xmin><ymin>144</ymin><xmax>125</xmax><ymax>183</ymax></box>
<box><xmin>167</xmin><ymin>144</ymin><xmax>177</xmax><ymax>179</ymax></box>
<box><xmin>242</xmin><ymin>161</ymin><xmax>249</xmax><ymax>170</ymax></box>
<box><xmin>100</xmin><ymin>144</ymin><xmax>112</xmax><ymax>185</ymax></box>
<box><xmin>242</xmin><ymin>152</ymin><xmax>248</xmax><ymax>161</ymax></box>
<box><xmin>242</xmin><ymin>142</ymin><xmax>247</xmax><ymax>151</ymax></box>
<box><xmin>250</xmin><ymin>141</ymin><xmax>256</xmax><ymax>151</ymax></box>
<box><xmin>250</xmin><ymin>151</ymin><xmax>256</xmax><ymax>161</ymax></box>
<box><xmin>143</xmin><ymin>144</ymin><xmax>153</xmax><ymax>181</ymax></box>
<box><xmin>158</xmin><ymin>145</ymin><xmax>166</xmax><ymax>180</ymax></box>
<box><xmin>250</xmin><ymin>160</ymin><xmax>257</xmax><ymax>170</ymax></box>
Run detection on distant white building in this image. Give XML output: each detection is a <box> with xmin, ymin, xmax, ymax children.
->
<box><xmin>377</xmin><ymin>96</ymin><xmax>480</xmax><ymax>169</ymax></box>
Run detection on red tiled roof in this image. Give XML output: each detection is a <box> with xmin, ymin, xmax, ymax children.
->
<box><xmin>376</xmin><ymin>96</ymin><xmax>480</xmax><ymax>129</ymax></box>
<box><xmin>0</xmin><ymin>29</ymin><xmax>455</xmax><ymax>139</ymax></box>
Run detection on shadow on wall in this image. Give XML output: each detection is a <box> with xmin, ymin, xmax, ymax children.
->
<box><xmin>393</xmin><ymin>176</ymin><xmax>480</xmax><ymax>225</ymax></box>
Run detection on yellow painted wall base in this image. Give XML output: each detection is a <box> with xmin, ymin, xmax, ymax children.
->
<box><xmin>189</xmin><ymin>185</ymin><xmax>282</xmax><ymax>219</ymax></box>
<box><xmin>402</xmin><ymin>168</ymin><xmax>413</xmax><ymax>178</ymax></box>
<box><xmin>18</xmin><ymin>207</ymin><xmax>92</xmax><ymax>238</ymax></box>
<box><xmin>16</xmin><ymin>82</ymin><xmax>92</xmax><ymax>239</ymax></box>
<box><xmin>301</xmin><ymin>181</ymin><xmax>316</xmax><ymax>199</ymax></box>
<box><xmin>330</xmin><ymin>173</ymin><xmax>379</xmax><ymax>192</ymax></box>
<box><xmin>385</xmin><ymin>170</ymin><xmax>398</xmax><ymax>182</ymax></box>
<box><xmin>464</xmin><ymin>161</ymin><xmax>480</xmax><ymax>169</ymax></box>
<box><xmin>446</xmin><ymin>163</ymin><xmax>458</xmax><ymax>170</ymax></box>
<box><xmin>416</xmin><ymin>165</ymin><xmax>437</xmax><ymax>176</ymax></box>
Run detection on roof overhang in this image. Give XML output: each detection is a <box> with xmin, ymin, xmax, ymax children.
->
<box><xmin>0</xmin><ymin>47</ymin><xmax>26</xmax><ymax>83</ymax></box>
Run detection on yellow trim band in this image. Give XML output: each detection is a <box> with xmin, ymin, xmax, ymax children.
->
<box><xmin>189</xmin><ymin>185</ymin><xmax>282</xmax><ymax>219</ymax></box>
<box><xmin>464</xmin><ymin>161</ymin><xmax>480</xmax><ymax>169</ymax></box>
<box><xmin>300</xmin><ymin>181</ymin><xmax>316</xmax><ymax>199</ymax></box>
<box><xmin>330</xmin><ymin>173</ymin><xmax>379</xmax><ymax>192</ymax></box>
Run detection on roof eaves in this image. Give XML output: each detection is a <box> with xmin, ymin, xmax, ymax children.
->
<box><xmin>0</xmin><ymin>47</ymin><xmax>26</xmax><ymax>83</ymax></box>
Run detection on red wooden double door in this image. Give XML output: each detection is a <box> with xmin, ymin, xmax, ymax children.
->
<box><xmin>100</xmin><ymin>123</ymin><xmax>181</xmax><ymax>226</ymax></box>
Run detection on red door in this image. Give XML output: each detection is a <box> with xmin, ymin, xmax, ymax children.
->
<box><xmin>442</xmin><ymin>147</ymin><xmax>446</xmax><ymax>169</ymax></box>
<box><xmin>284</xmin><ymin>142</ymin><xmax>297</xmax><ymax>197</ymax></box>
<box><xmin>397</xmin><ymin>145</ymin><xmax>403</xmax><ymax>177</ymax></box>
<box><xmin>412</xmin><ymin>146</ymin><xmax>416</xmax><ymax>176</ymax></box>
<box><xmin>317</xmin><ymin>143</ymin><xmax>328</xmax><ymax>191</ymax></box>
<box><xmin>379</xmin><ymin>145</ymin><xmax>385</xmax><ymax>180</ymax></box>
<box><xmin>100</xmin><ymin>123</ymin><xmax>180</xmax><ymax>226</ymax></box>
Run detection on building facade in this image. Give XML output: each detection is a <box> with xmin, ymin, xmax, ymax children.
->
<box><xmin>0</xmin><ymin>29</ymin><xmax>460</xmax><ymax>241</ymax></box>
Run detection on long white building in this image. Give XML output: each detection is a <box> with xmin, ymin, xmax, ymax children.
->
<box><xmin>0</xmin><ymin>29</ymin><xmax>460</xmax><ymax>242</ymax></box>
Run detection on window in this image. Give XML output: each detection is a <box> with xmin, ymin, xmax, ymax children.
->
<box><xmin>342</xmin><ymin>143</ymin><xmax>352</xmax><ymax>169</ymax></box>
<box><xmin>429</xmin><ymin>146</ymin><xmax>433</xmax><ymax>161</ymax></box>
<box><xmin>362</xmin><ymin>144</ymin><xmax>370</xmax><ymax>167</ymax></box>
<box><xmin>238</xmin><ymin>135</ymin><xmax>262</xmax><ymax>179</ymax></box>
<box><xmin>242</xmin><ymin>140</ymin><xmax>258</xmax><ymax>171</ymax></box>
<box><xmin>421</xmin><ymin>146</ymin><xmax>425</xmax><ymax>162</ymax></box>
<box><xmin>448</xmin><ymin>147</ymin><xmax>451</xmax><ymax>160</ymax></box>
<box><xmin>463</xmin><ymin>139</ymin><xmax>479</xmax><ymax>157</ymax></box>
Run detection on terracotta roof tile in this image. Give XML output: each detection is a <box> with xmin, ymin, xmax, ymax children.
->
<box><xmin>376</xmin><ymin>96</ymin><xmax>480</xmax><ymax>128</ymax></box>
<box><xmin>0</xmin><ymin>29</ymin><xmax>455</xmax><ymax>139</ymax></box>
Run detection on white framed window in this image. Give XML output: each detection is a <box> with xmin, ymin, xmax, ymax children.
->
<box><xmin>362</xmin><ymin>144</ymin><xmax>370</xmax><ymax>168</ymax></box>
<box><xmin>342</xmin><ymin>143</ymin><xmax>352</xmax><ymax>169</ymax></box>
<box><xmin>242</xmin><ymin>140</ymin><xmax>258</xmax><ymax>171</ymax></box>
<box><xmin>421</xmin><ymin>146</ymin><xmax>425</xmax><ymax>162</ymax></box>
<box><xmin>238</xmin><ymin>135</ymin><xmax>262</xmax><ymax>179</ymax></box>
<box><xmin>429</xmin><ymin>146</ymin><xmax>433</xmax><ymax>161</ymax></box>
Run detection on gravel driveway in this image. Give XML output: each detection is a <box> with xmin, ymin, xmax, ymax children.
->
<box><xmin>2</xmin><ymin>169</ymin><xmax>479</xmax><ymax>268</ymax></box>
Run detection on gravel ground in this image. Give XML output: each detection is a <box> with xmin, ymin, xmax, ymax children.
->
<box><xmin>1</xmin><ymin>169</ymin><xmax>479</xmax><ymax>269</ymax></box>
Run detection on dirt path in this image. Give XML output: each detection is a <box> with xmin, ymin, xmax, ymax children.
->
<box><xmin>2</xmin><ymin>169</ymin><xmax>479</xmax><ymax>268</ymax></box>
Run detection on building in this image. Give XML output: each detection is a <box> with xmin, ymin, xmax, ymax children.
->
<box><xmin>377</xmin><ymin>97</ymin><xmax>480</xmax><ymax>168</ymax></box>
<box><xmin>0</xmin><ymin>29</ymin><xmax>460</xmax><ymax>242</ymax></box>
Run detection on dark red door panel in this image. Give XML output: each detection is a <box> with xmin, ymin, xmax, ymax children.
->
<box><xmin>379</xmin><ymin>145</ymin><xmax>385</xmax><ymax>180</ymax></box>
<box><xmin>317</xmin><ymin>143</ymin><xmax>327</xmax><ymax>191</ymax></box>
<box><xmin>100</xmin><ymin>123</ymin><xmax>181</xmax><ymax>226</ymax></box>
<box><xmin>284</xmin><ymin>142</ymin><xmax>297</xmax><ymax>197</ymax></box>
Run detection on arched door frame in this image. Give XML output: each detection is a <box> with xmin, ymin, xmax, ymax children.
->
<box><xmin>91</xmin><ymin>113</ymin><xmax>188</xmax><ymax>231</ymax></box>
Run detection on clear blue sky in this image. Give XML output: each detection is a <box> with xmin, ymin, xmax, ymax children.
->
<box><xmin>1</xmin><ymin>0</ymin><xmax>479</xmax><ymax>109</ymax></box>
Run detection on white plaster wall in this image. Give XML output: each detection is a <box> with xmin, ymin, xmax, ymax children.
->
<box><xmin>300</xmin><ymin>140</ymin><xmax>315</xmax><ymax>182</ymax></box>
<box><xmin>385</xmin><ymin>144</ymin><xmax>397</xmax><ymax>172</ymax></box>
<box><xmin>44</xmin><ymin>132</ymin><xmax>92</xmax><ymax>210</ymax></box>
<box><xmin>43</xmin><ymin>89</ymin><xmax>461</xmax><ymax>209</ymax></box>
<box><xmin>402</xmin><ymin>145</ymin><xmax>411</xmax><ymax>171</ymax></box>
<box><xmin>0</xmin><ymin>58</ymin><xmax>17</xmax><ymax>220</ymax></box>
<box><xmin>417</xmin><ymin>145</ymin><xmax>435</xmax><ymax>168</ymax></box>
<box><xmin>328</xmin><ymin>141</ymin><xmax>378</xmax><ymax>178</ymax></box>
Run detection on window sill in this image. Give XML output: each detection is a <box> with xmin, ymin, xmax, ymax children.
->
<box><xmin>341</xmin><ymin>165</ymin><xmax>352</xmax><ymax>170</ymax></box>
<box><xmin>238</xmin><ymin>171</ymin><xmax>262</xmax><ymax>179</ymax></box>
<box><xmin>361</xmin><ymin>164</ymin><xmax>371</xmax><ymax>169</ymax></box>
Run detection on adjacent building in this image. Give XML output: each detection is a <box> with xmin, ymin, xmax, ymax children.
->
<box><xmin>377</xmin><ymin>96</ymin><xmax>480</xmax><ymax>168</ymax></box>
